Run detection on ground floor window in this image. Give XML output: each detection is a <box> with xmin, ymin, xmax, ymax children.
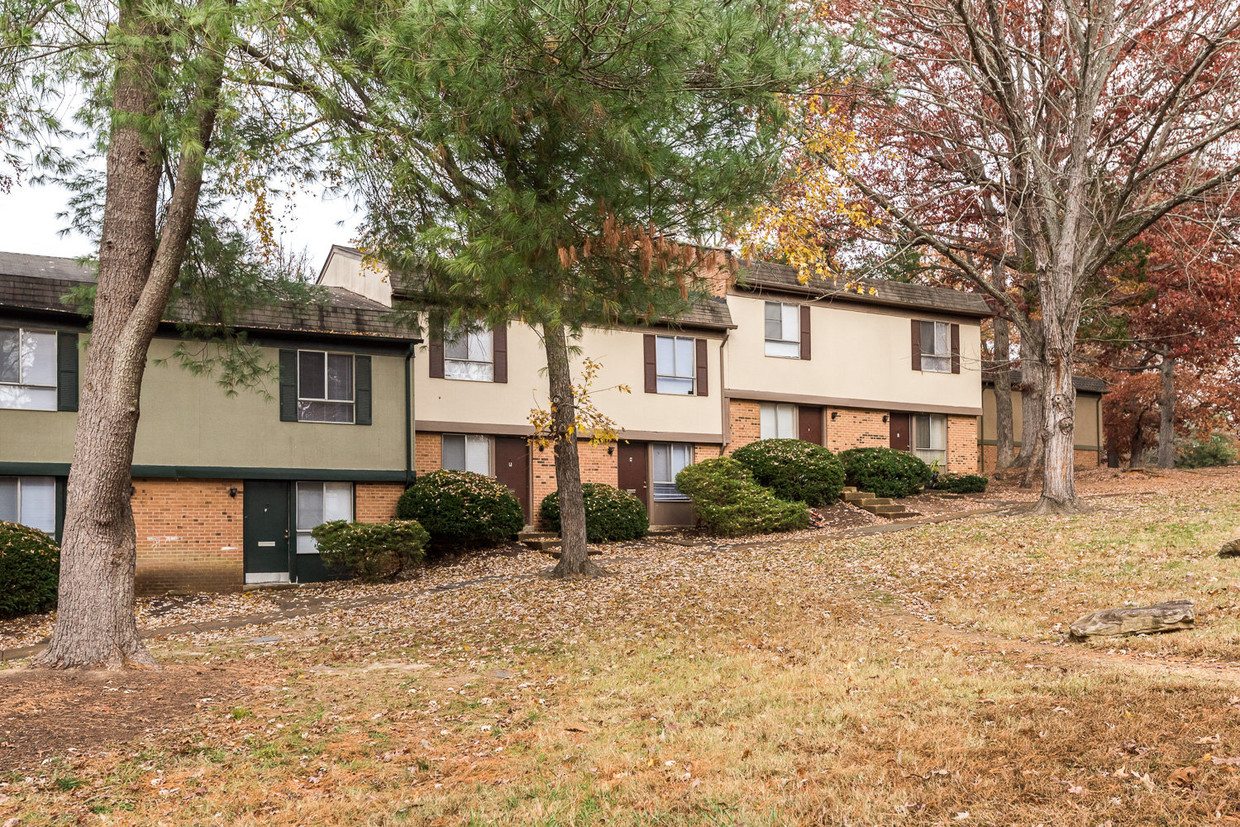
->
<box><xmin>295</xmin><ymin>481</ymin><xmax>353</xmax><ymax>555</ymax></box>
<box><xmin>760</xmin><ymin>402</ymin><xmax>796</xmax><ymax>440</ymax></box>
<box><xmin>442</xmin><ymin>434</ymin><xmax>491</xmax><ymax>475</ymax></box>
<box><xmin>0</xmin><ymin>476</ymin><xmax>55</xmax><ymax>535</ymax></box>
<box><xmin>913</xmin><ymin>414</ymin><xmax>947</xmax><ymax>466</ymax></box>
<box><xmin>652</xmin><ymin>443</ymin><xmax>694</xmax><ymax>501</ymax></box>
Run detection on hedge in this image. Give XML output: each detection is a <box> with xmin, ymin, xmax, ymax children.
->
<box><xmin>0</xmin><ymin>521</ymin><xmax>59</xmax><ymax>618</ymax></box>
<box><xmin>731</xmin><ymin>439</ymin><xmax>845</xmax><ymax>506</ymax></box>
<box><xmin>539</xmin><ymin>483</ymin><xmax>648</xmax><ymax>543</ymax></box>
<box><xmin>675</xmin><ymin>457</ymin><xmax>808</xmax><ymax>536</ymax></box>
<box><xmin>838</xmin><ymin>448</ymin><xmax>932</xmax><ymax>499</ymax></box>
<box><xmin>311</xmin><ymin>519</ymin><xmax>429</xmax><ymax>581</ymax></box>
<box><xmin>933</xmin><ymin>473</ymin><xmax>989</xmax><ymax>494</ymax></box>
<box><xmin>397</xmin><ymin>471</ymin><xmax>525</xmax><ymax>551</ymax></box>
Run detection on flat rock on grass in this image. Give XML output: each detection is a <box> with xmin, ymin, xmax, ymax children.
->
<box><xmin>1069</xmin><ymin>599</ymin><xmax>1195</xmax><ymax>639</ymax></box>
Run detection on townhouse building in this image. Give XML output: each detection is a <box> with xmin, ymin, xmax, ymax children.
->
<box><xmin>317</xmin><ymin>246</ymin><xmax>992</xmax><ymax>528</ymax></box>
<box><xmin>0</xmin><ymin>252</ymin><xmax>418</xmax><ymax>592</ymax></box>
<box><xmin>979</xmin><ymin>369</ymin><xmax>1107</xmax><ymax>470</ymax></box>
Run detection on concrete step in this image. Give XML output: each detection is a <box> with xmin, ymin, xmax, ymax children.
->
<box><xmin>843</xmin><ymin>491</ymin><xmax>874</xmax><ymax>503</ymax></box>
<box><xmin>858</xmin><ymin>497</ymin><xmax>892</xmax><ymax>507</ymax></box>
<box><xmin>841</xmin><ymin>486</ymin><xmax>859</xmax><ymax>494</ymax></box>
<box><xmin>873</xmin><ymin>504</ymin><xmax>917</xmax><ymax>517</ymax></box>
<box><xmin>519</xmin><ymin>531</ymin><xmax>561</xmax><ymax>552</ymax></box>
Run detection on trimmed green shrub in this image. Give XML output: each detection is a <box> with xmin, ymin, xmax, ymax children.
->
<box><xmin>311</xmin><ymin>519</ymin><xmax>430</xmax><ymax>581</ymax></box>
<box><xmin>397</xmin><ymin>471</ymin><xmax>525</xmax><ymax>551</ymax></box>
<box><xmin>732</xmin><ymin>439</ymin><xmax>845</xmax><ymax>506</ymax></box>
<box><xmin>1177</xmin><ymin>434</ymin><xmax>1236</xmax><ymax>468</ymax></box>
<box><xmin>838</xmin><ymin>448</ymin><xmax>932</xmax><ymax>498</ymax></box>
<box><xmin>0</xmin><ymin>521</ymin><xmax>59</xmax><ymax>618</ymax></box>
<box><xmin>539</xmin><ymin>483</ymin><xmax>649</xmax><ymax>543</ymax></box>
<box><xmin>675</xmin><ymin>457</ymin><xmax>808</xmax><ymax>537</ymax></box>
<box><xmin>934</xmin><ymin>473</ymin><xmax>989</xmax><ymax>494</ymax></box>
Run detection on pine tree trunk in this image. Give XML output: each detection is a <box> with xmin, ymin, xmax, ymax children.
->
<box><xmin>542</xmin><ymin>321</ymin><xmax>605</xmax><ymax>579</ymax></box>
<box><xmin>1034</xmin><ymin>338</ymin><xmax>1085</xmax><ymax>514</ymax></box>
<box><xmin>1157</xmin><ymin>354</ymin><xmax>1177</xmax><ymax>469</ymax></box>
<box><xmin>993</xmin><ymin>315</ymin><xmax>1015</xmax><ymax>469</ymax></box>
<box><xmin>34</xmin><ymin>8</ymin><xmax>225</xmax><ymax>668</ymax></box>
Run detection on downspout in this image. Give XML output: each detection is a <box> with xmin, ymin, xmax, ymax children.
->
<box><xmin>405</xmin><ymin>344</ymin><xmax>415</xmax><ymax>488</ymax></box>
<box><xmin>719</xmin><ymin>328</ymin><xmax>731</xmax><ymax>452</ymax></box>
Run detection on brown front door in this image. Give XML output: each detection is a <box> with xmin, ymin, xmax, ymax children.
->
<box><xmin>493</xmin><ymin>437</ymin><xmax>531</xmax><ymax>521</ymax></box>
<box><xmin>798</xmin><ymin>406</ymin><xmax>823</xmax><ymax>445</ymax></box>
<box><xmin>889</xmin><ymin>413</ymin><xmax>910</xmax><ymax>451</ymax></box>
<box><xmin>617</xmin><ymin>441</ymin><xmax>649</xmax><ymax>509</ymax></box>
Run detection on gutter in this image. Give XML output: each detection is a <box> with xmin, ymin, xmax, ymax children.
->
<box><xmin>405</xmin><ymin>344</ymin><xmax>415</xmax><ymax>488</ymax></box>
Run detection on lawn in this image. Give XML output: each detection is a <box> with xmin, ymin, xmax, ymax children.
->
<box><xmin>4</xmin><ymin>467</ymin><xmax>1240</xmax><ymax>825</ymax></box>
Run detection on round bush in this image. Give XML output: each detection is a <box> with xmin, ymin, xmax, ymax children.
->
<box><xmin>0</xmin><ymin>521</ymin><xmax>59</xmax><ymax>618</ymax></box>
<box><xmin>838</xmin><ymin>448</ymin><xmax>932</xmax><ymax>499</ymax></box>
<box><xmin>397</xmin><ymin>471</ymin><xmax>525</xmax><ymax>551</ymax></box>
<box><xmin>675</xmin><ymin>456</ymin><xmax>808</xmax><ymax>537</ymax></box>
<box><xmin>311</xmin><ymin>519</ymin><xmax>430</xmax><ymax>581</ymax></box>
<box><xmin>731</xmin><ymin>439</ymin><xmax>845</xmax><ymax>506</ymax></box>
<box><xmin>539</xmin><ymin>483</ymin><xmax>649</xmax><ymax>543</ymax></box>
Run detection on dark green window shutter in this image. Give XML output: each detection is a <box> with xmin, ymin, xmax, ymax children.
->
<box><xmin>56</xmin><ymin>332</ymin><xmax>79</xmax><ymax>412</ymax></box>
<box><xmin>279</xmin><ymin>349</ymin><xmax>298</xmax><ymax>421</ymax></box>
<box><xmin>355</xmin><ymin>354</ymin><xmax>372</xmax><ymax>425</ymax></box>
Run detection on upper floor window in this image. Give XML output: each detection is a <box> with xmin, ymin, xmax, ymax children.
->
<box><xmin>295</xmin><ymin>481</ymin><xmax>353</xmax><ymax>555</ymax></box>
<box><xmin>442</xmin><ymin>434</ymin><xmax>491</xmax><ymax>474</ymax></box>
<box><xmin>919</xmin><ymin>321</ymin><xmax>951</xmax><ymax>373</ymax></box>
<box><xmin>655</xmin><ymin>335</ymin><xmax>696</xmax><ymax>395</ymax></box>
<box><xmin>298</xmin><ymin>350</ymin><xmax>355</xmax><ymax>423</ymax></box>
<box><xmin>0</xmin><ymin>327</ymin><xmax>57</xmax><ymax>411</ymax></box>
<box><xmin>444</xmin><ymin>329</ymin><xmax>495</xmax><ymax>381</ymax></box>
<box><xmin>760</xmin><ymin>402</ymin><xmax>796</xmax><ymax>440</ymax></box>
<box><xmin>764</xmin><ymin>302</ymin><xmax>800</xmax><ymax>358</ymax></box>
<box><xmin>913</xmin><ymin>414</ymin><xmax>947</xmax><ymax>465</ymax></box>
<box><xmin>652</xmin><ymin>443</ymin><xmax>693</xmax><ymax>501</ymax></box>
<box><xmin>0</xmin><ymin>476</ymin><xmax>56</xmax><ymax>535</ymax></box>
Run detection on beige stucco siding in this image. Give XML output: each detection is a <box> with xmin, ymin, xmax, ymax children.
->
<box><xmin>414</xmin><ymin>322</ymin><xmax>725</xmax><ymax>441</ymax></box>
<box><xmin>980</xmin><ymin>386</ymin><xmax>1103</xmax><ymax>449</ymax></box>
<box><xmin>2</xmin><ymin>336</ymin><xmax>411</xmax><ymax>471</ymax></box>
<box><xmin>317</xmin><ymin>249</ymin><xmax>394</xmax><ymax>307</ymax></box>
<box><xmin>724</xmin><ymin>294</ymin><xmax>983</xmax><ymax>413</ymax></box>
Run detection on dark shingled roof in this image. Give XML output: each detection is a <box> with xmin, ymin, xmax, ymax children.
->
<box><xmin>0</xmin><ymin>252</ymin><xmax>418</xmax><ymax>342</ymax></box>
<box><xmin>984</xmin><ymin>366</ymin><xmax>1108</xmax><ymax>394</ymax></box>
<box><xmin>737</xmin><ymin>260</ymin><xmax>993</xmax><ymax>318</ymax></box>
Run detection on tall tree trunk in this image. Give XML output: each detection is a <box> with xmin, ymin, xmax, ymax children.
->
<box><xmin>1035</xmin><ymin>336</ymin><xmax>1084</xmax><ymax>514</ymax></box>
<box><xmin>34</xmin><ymin>10</ymin><xmax>226</xmax><ymax>669</ymax></box>
<box><xmin>542</xmin><ymin>321</ymin><xmax>605</xmax><ymax>579</ymax></box>
<box><xmin>1130</xmin><ymin>418</ymin><xmax>1146</xmax><ymax>468</ymax></box>
<box><xmin>993</xmin><ymin>315</ymin><xmax>1015</xmax><ymax>469</ymax></box>
<box><xmin>1014</xmin><ymin>337</ymin><xmax>1046</xmax><ymax>489</ymax></box>
<box><xmin>1157</xmin><ymin>354</ymin><xmax>1177</xmax><ymax>469</ymax></box>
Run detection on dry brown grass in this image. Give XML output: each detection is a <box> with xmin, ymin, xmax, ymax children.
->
<box><xmin>5</xmin><ymin>468</ymin><xmax>1240</xmax><ymax>825</ymax></box>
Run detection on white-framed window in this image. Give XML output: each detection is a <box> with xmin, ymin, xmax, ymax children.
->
<box><xmin>444</xmin><ymin>329</ymin><xmax>495</xmax><ymax>381</ymax></box>
<box><xmin>913</xmin><ymin>414</ymin><xmax>947</xmax><ymax>465</ymax></box>
<box><xmin>920</xmin><ymin>321</ymin><xmax>951</xmax><ymax>373</ymax></box>
<box><xmin>295</xmin><ymin>481</ymin><xmax>353</xmax><ymax>555</ymax></box>
<box><xmin>764</xmin><ymin>302</ymin><xmax>800</xmax><ymax>358</ymax></box>
<box><xmin>0</xmin><ymin>327</ymin><xmax>57</xmax><ymax>411</ymax></box>
<box><xmin>297</xmin><ymin>350</ymin><xmax>354</xmax><ymax>423</ymax></box>
<box><xmin>655</xmin><ymin>335</ymin><xmax>696</xmax><ymax>395</ymax></box>
<box><xmin>0</xmin><ymin>476</ymin><xmax>57</xmax><ymax>535</ymax></box>
<box><xmin>442</xmin><ymin>434</ymin><xmax>491</xmax><ymax>475</ymax></box>
<box><xmin>760</xmin><ymin>402</ymin><xmax>797</xmax><ymax>440</ymax></box>
<box><xmin>652</xmin><ymin>443</ymin><xmax>694</xmax><ymax>501</ymax></box>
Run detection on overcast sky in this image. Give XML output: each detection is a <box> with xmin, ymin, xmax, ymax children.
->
<box><xmin>0</xmin><ymin>178</ymin><xmax>362</xmax><ymax>276</ymax></box>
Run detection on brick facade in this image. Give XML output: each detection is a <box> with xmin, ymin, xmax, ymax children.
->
<box><xmin>355</xmin><ymin>482</ymin><xmax>404</xmax><ymax>522</ymax></box>
<box><xmin>132</xmin><ymin>478</ymin><xmax>243</xmax><ymax>595</ymax></box>
<box><xmin>824</xmin><ymin>408</ymin><xmax>890</xmax><ymax>454</ymax></box>
<box><xmin>946</xmin><ymin>415</ymin><xmax>979</xmax><ymax>473</ymax></box>
<box><xmin>726</xmin><ymin>399</ymin><xmax>762</xmax><ymax>451</ymax></box>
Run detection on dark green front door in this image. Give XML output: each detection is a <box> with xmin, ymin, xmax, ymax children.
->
<box><xmin>243</xmin><ymin>480</ymin><xmax>290</xmax><ymax>583</ymax></box>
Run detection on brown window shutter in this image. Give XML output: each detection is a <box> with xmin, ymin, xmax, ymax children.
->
<box><xmin>910</xmin><ymin>319</ymin><xmax>922</xmax><ymax>371</ymax></box>
<box><xmin>428</xmin><ymin>321</ymin><xmax>445</xmax><ymax>379</ymax></box>
<box><xmin>950</xmin><ymin>323</ymin><xmax>961</xmax><ymax>374</ymax></box>
<box><xmin>799</xmin><ymin>305</ymin><xmax>811</xmax><ymax>360</ymax></box>
<box><xmin>643</xmin><ymin>334</ymin><xmax>657</xmax><ymax>393</ymax></box>
<box><xmin>695</xmin><ymin>338</ymin><xmax>708</xmax><ymax>397</ymax></box>
<box><xmin>493</xmin><ymin>324</ymin><xmax>508</xmax><ymax>383</ymax></box>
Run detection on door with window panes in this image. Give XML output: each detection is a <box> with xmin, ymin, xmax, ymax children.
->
<box><xmin>649</xmin><ymin>443</ymin><xmax>695</xmax><ymax>526</ymax></box>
